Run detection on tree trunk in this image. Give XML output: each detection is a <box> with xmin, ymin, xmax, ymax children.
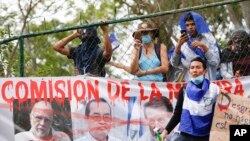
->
<box><xmin>226</xmin><ymin>5</ymin><xmax>243</xmax><ymax>29</ymax></box>
<box><xmin>240</xmin><ymin>1</ymin><xmax>250</xmax><ymax>29</ymax></box>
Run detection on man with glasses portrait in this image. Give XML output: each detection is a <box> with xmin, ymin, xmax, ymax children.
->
<box><xmin>75</xmin><ymin>98</ymin><xmax>122</xmax><ymax>141</ymax></box>
<box><xmin>140</xmin><ymin>96</ymin><xmax>173</xmax><ymax>141</ymax></box>
<box><xmin>14</xmin><ymin>100</ymin><xmax>71</xmax><ymax>141</ymax></box>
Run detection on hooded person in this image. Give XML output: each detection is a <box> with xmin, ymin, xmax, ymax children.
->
<box><xmin>53</xmin><ymin>24</ymin><xmax>112</xmax><ymax>76</ymax></box>
<box><xmin>170</xmin><ymin>11</ymin><xmax>220</xmax><ymax>81</ymax></box>
<box><xmin>220</xmin><ymin>30</ymin><xmax>250</xmax><ymax>79</ymax></box>
<box><xmin>72</xmin><ymin>27</ymin><xmax>102</xmax><ymax>75</ymax></box>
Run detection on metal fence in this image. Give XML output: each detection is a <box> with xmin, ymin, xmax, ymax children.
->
<box><xmin>0</xmin><ymin>0</ymin><xmax>249</xmax><ymax>81</ymax></box>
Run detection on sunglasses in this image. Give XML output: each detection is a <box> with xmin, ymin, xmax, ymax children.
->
<box><xmin>141</xmin><ymin>31</ymin><xmax>151</xmax><ymax>35</ymax></box>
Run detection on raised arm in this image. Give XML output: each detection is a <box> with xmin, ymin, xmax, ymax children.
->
<box><xmin>100</xmin><ymin>24</ymin><xmax>112</xmax><ymax>59</ymax></box>
<box><xmin>170</xmin><ymin>33</ymin><xmax>189</xmax><ymax>67</ymax></box>
<box><xmin>53</xmin><ymin>30</ymin><xmax>80</xmax><ymax>56</ymax></box>
<box><xmin>130</xmin><ymin>39</ymin><xmax>142</xmax><ymax>74</ymax></box>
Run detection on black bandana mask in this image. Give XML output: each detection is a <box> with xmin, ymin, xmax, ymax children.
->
<box><xmin>75</xmin><ymin>27</ymin><xmax>102</xmax><ymax>74</ymax></box>
<box><xmin>230</xmin><ymin>30</ymin><xmax>249</xmax><ymax>52</ymax></box>
<box><xmin>81</xmin><ymin>35</ymin><xmax>100</xmax><ymax>45</ymax></box>
<box><xmin>80</xmin><ymin>27</ymin><xmax>101</xmax><ymax>45</ymax></box>
<box><xmin>222</xmin><ymin>30</ymin><xmax>249</xmax><ymax>63</ymax></box>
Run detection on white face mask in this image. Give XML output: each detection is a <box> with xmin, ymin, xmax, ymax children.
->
<box><xmin>191</xmin><ymin>75</ymin><xmax>204</xmax><ymax>85</ymax></box>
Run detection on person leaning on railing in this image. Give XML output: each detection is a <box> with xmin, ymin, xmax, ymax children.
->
<box><xmin>53</xmin><ymin>23</ymin><xmax>112</xmax><ymax>77</ymax></box>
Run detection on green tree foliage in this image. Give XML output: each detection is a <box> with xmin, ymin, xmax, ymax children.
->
<box><xmin>24</xmin><ymin>20</ymin><xmax>74</xmax><ymax>76</ymax></box>
<box><xmin>115</xmin><ymin>0</ymin><xmax>249</xmax><ymax>49</ymax></box>
<box><xmin>0</xmin><ymin>29</ymin><xmax>18</xmax><ymax>77</ymax></box>
<box><xmin>1</xmin><ymin>0</ymin><xmax>118</xmax><ymax>77</ymax></box>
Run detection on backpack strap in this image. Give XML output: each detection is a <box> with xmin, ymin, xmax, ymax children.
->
<box><xmin>154</xmin><ymin>44</ymin><xmax>161</xmax><ymax>62</ymax></box>
<box><xmin>139</xmin><ymin>44</ymin><xmax>161</xmax><ymax>60</ymax></box>
<box><xmin>139</xmin><ymin>45</ymin><xmax>142</xmax><ymax>59</ymax></box>
<box><xmin>155</xmin><ymin>44</ymin><xmax>168</xmax><ymax>81</ymax></box>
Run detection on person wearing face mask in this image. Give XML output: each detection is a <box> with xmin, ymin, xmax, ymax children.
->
<box><xmin>53</xmin><ymin>23</ymin><xmax>112</xmax><ymax>76</ymax></box>
<box><xmin>130</xmin><ymin>21</ymin><xmax>169</xmax><ymax>82</ymax></box>
<box><xmin>125</xmin><ymin>22</ymin><xmax>169</xmax><ymax>141</ymax></box>
<box><xmin>160</xmin><ymin>57</ymin><xmax>221</xmax><ymax>141</ymax></box>
<box><xmin>220</xmin><ymin>30</ymin><xmax>250</xmax><ymax>79</ymax></box>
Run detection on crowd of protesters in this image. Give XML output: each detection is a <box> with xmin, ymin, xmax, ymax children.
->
<box><xmin>51</xmin><ymin>11</ymin><xmax>250</xmax><ymax>141</ymax></box>
<box><xmin>53</xmin><ymin>12</ymin><xmax>249</xmax><ymax>83</ymax></box>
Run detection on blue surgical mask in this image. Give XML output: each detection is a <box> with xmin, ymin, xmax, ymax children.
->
<box><xmin>191</xmin><ymin>75</ymin><xmax>204</xmax><ymax>85</ymax></box>
<box><xmin>141</xmin><ymin>35</ymin><xmax>152</xmax><ymax>44</ymax></box>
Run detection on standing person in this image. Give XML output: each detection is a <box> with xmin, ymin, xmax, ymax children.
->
<box><xmin>161</xmin><ymin>57</ymin><xmax>221</xmax><ymax>141</ymax></box>
<box><xmin>170</xmin><ymin>11</ymin><xmax>220</xmax><ymax>81</ymax></box>
<box><xmin>140</xmin><ymin>96</ymin><xmax>173</xmax><ymax>141</ymax></box>
<box><xmin>53</xmin><ymin>24</ymin><xmax>112</xmax><ymax>76</ymax></box>
<box><xmin>111</xmin><ymin>22</ymin><xmax>169</xmax><ymax>139</ymax></box>
<box><xmin>130</xmin><ymin>21</ymin><xmax>169</xmax><ymax>82</ymax></box>
<box><xmin>15</xmin><ymin>101</ymin><xmax>71</xmax><ymax>141</ymax></box>
<box><xmin>75</xmin><ymin>98</ymin><xmax>122</xmax><ymax>141</ymax></box>
<box><xmin>220</xmin><ymin>30</ymin><xmax>250</xmax><ymax>79</ymax></box>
